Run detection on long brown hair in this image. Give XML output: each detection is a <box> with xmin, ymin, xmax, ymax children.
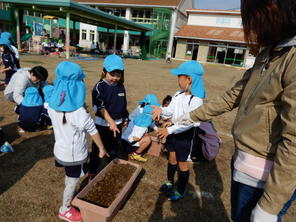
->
<box><xmin>241</xmin><ymin>0</ymin><xmax>296</xmax><ymax>47</ymax></box>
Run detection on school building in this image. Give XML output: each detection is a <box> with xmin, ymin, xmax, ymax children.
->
<box><xmin>0</xmin><ymin>0</ymin><xmax>152</xmax><ymax>59</ymax></box>
<box><xmin>174</xmin><ymin>9</ymin><xmax>255</xmax><ymax>67</ymax></box>
<box><xmin>75</xmin><ymin>0</ymin><xmax>194</xmax><ymax>58</ymax></box>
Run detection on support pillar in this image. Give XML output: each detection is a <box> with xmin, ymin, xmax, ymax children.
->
<box><xmin>73</xmin><ymin>21</ymin><xmax>77</xmax><ymax>45</ymax></box>
<box><xmin>66</xmin><ymin>12</ymin><xmax>70</xmax><ymax>59</ymax></box>
<box><xmin>123</xmin><ymin>8</ymin><xmax>131</xmax><ymax>54</ymax></box>
<box><xmin>15</xmin><ymin>8</ymin><xmax>21</xmax><ymax>50</ymax></box>
<box><xmin>140</xmin><ymin>31</ymin><xmax>147</xmax><ymax>60</ymax></box>
<box><xmin>113</xmin><ymin>25</ymin><xmax>117</xmax><ymax>54</ymax></box>
<box><xmin>167</xmin><ymin>10</ymin><xmax>177</xmax><ymax>59</ymax></box>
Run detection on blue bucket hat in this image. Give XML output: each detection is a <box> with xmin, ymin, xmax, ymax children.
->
<box><xmin>134</xmin><ymin>94</ymin><xmax>160</xmax><ymax>127</ymax></box>
<box><xmin>42</xmin><ymin>85</ymin><xmax>54</xmax><ymax>103</ymax></box>
<box><xmin>0</xmin><ymin>38</ymin><xmax>14</xmax><ymax>53</ymax></box>
<box><xmin>0</xmin><ymin>32</ymin><xmax>16</xmax><ymax>45</ymax></box>
<box><xmin>103</xmin><ymin>54</ymin><xmax>124</xmax><ymax>72</ymax></box>
<box><xmin>134</xmin><ymin>104</ymin><xmax>155</xmax><ymax>128</ymax></box>
<box><xmin>49</xmin><ymin>61</ymin><xmax>86</xmax><ymax>112</ymax></box>
<box><xmin>171</xmin><ymin>60</ymin><xmax>206</xmax><ymax>99</ymax></box>
<box><xmin>21</xmin><ymin>87</ymin><xmax>43</xmax><ymax>107</ymax></box>
<box><xmin>138</xmin><ymin>94</ymin><xmax>160</xmax><ymax>106</ymax></box>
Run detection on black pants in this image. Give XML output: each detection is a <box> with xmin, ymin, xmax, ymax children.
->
<box><xmin>0</xmin><ymin>128</ymin><xmax>5</xmax><ymax>146</ymax></box>
<box><xmin>88</xmin><ymin>124</ymin><xmax>124</xmax><ymax>174</ymax></box>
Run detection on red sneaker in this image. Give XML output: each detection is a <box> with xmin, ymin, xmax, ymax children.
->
<box><xmin>58</xmin><ymin>207</ymin><xmax>82</xmax><ymax>222</ymax></box>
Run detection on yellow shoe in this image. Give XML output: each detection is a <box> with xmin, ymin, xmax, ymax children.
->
<box><xmin>129</xmin><ymin>153</ymin><xmax>147</xmax><ymax>162</ymax></box>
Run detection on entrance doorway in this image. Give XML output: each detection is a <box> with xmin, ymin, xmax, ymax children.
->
<box><xmin>192</xmin><ymin>45</ymin><xmax>199</xmax><ymax>60</ymax></box>
<box><xmin>207</xmin><ymin>42</ymin><xmax>246</xmax><ymax>66</ymax></box>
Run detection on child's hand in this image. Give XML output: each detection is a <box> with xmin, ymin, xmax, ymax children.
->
<box><xmin>99</xmin><ymin>147</ymin><xmax>109</xmax><ymax>158</ymax></box>
<box><xmin>109</xmin><ymin>122</ymin><xmax>120</xmax><ymax>137</ymax></box>
<box><xmin>133</xmin><ymin>136</ymin><xmax>140</xmax><ymax>142</ymax></box>
<box><xmin>122</xmin><ymin>120</ymin><xmax>129</xmax><ymax>129</ymax></box>
<box><xmin>151</xmin><ymin>105</ymin><xmax>162</xmax><ymax>121</ymax></box>
<box><xmin>156</xmin><ymin>128</ymin><xmax>169</xmax><ymax>139</ymax></box>
<box><xmin>163</xmin><ymin>121</ymin><xmax>173</xmax><ymax>128</ymax></box>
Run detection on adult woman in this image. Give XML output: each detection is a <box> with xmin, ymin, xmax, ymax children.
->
<box><xmin>174</xmin><ymin>1</ymin><xmax>296</xmax><ymax>221</ymax></box>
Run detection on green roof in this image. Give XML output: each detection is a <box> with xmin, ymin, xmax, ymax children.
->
<box><xmin>98</xmin><ymin>23</ymin><xmax>154</xmax><ymax>36</ymax></box>
<box><xmin>2</xmin><ymin>0</ymin><xmax>151</xmax><ymax>32</ymax></box>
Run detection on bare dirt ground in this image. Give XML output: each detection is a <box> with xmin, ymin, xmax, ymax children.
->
<box><xmin>0</xmin><ymin>55</ymin><xmax>295</xmax><ymax>222</ymax></box>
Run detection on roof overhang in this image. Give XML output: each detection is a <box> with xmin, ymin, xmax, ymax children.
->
<box><xmin>78</xmin><ymin>2</ymin><xmax>176</xmax><ymax>9</ymax></box>
<box><xmin>174</xmin><ymin>25</ymin><xmax>246</xmax><ymax>44</ymax></box>
<box><xmin>2</xmin><ymin>0</ymin><xmax>152</xmax><ymax>32</ymax></box>
<box><xmin>175</xmin><ymin>36</ymin><xmax>246</xmax><ymax>44</ymax></box>
<box><xmin>186</xmin><ymin>9</ymin><xmax>241</xmax><ymax>16</ymax></box>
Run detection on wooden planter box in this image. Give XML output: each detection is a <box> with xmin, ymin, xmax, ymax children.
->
<box><xmin>72</xmin><ymin>159</ymin><xmax>142</xmax><ymax>222</ymax></box>
<box><xmin>147</xmin><ymin>133</ymin><xmax>165</xmax><ymax>157</ymax></box>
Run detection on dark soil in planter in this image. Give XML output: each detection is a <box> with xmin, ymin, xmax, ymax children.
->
<box><xmin>82</xmin><ymin>163</ymin><xmax>137</xmax><ymax>208</ymax></box>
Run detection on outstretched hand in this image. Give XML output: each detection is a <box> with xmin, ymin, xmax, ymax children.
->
<box><xmin>99</xmin><ymin>148</ymin><xmax>110</xmax><ymax>158</ymax></box>
<box><xmin>151</xmin><ymin>105</ymin><xmax>162</xmax><ymax>121</ymax></box>
<box><xmin>109</xmin><ymin>122</ymin><xmax>120</xmax><ymax>137</ymax></box>
<box><xmin>156</xmin><ymin>128</ymin><xmax>169</xmax><ymax>139</ymax></box>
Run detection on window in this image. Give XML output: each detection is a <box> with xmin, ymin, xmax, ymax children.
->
<box><xmin>132</xmin><ymin>9</ymin><xmax>138</xmax><ymax>18</ymax></box>
<box><xmin>35</xmin><ymin>12</ymin><xmax>42</xmax><ymax>18</ymax></box>
<box><xmin>82</xmin><ymin>29</ymin><xmax>87</xmax><ymax>40</ymax></box>
<box><xmin>138</xmin><ymin>10</ymin><xmax>144</xmax><ymax>18</ymax></box>
<box><xmin>120</xmin><ymin>9</ymin><xmax>126</xmax><ymax>18</ymax></box>
<box><xmin>3</xmin><ymin>3</ymin><xmax>10</xmax><ymax>11</ymax></box>
<box><xmin>27</xmin><ymin>10</ymin><xmax>34</xmax><ymax>16</ymax></box>
<box><xmin>186</xmin><ymin>41</ymin><xmax>199</xmax><ymax>59</ymax></box>
<box><xmin>132</xmin><ymin>9</ymin><xmax>157</xmax><ymax>23</ymax></box>
<box><xmin>207</xmin><ymin>42</ymin><xmax>246</xmax><ymax>66</ymax></box>
<box><xmin>145</xmin><ymin>10</ymin><xmax>152</xmax><ymax>18</ymax></box>
<box><xmin>90</xmin><ymin>30</ymin><xmax>95</xmax><ymax>41</ymax></box>
<box><xmin>216</xmin><ymin>17</ymin><xmax>231</xmax><ymax>25</ymax></box>
<box><xmin>163</xmin><ymin>19</ymin><xmax>170</xmax><ymax>30</ymax></box>
<box><xmin>113</xmin><ymin>9</ymin><xmax>120</xmax><ymax>16</ymax></box>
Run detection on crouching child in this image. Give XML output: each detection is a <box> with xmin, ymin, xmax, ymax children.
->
<box><xmin>122</xmin><ymin>94</ymin><xmax>160</xmax><ymax>162</ymax></box>
<box><xmin>16</xmin><ymin>87</ymin><xmax>44</xmax><ymax>132</ymax></box>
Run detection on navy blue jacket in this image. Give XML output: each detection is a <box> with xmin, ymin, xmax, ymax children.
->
<box><xmin>16</xmin><ymin>105</ymin><xmax>46</xmax><ymax>131</ymax></box>
<box><xmin>92</xmin><ymin>80</ymin><xmax>129</xmax><ymax>120</ymax></box>
<box><xmin>2</xmin><ymin>53</ymin><xmax>18</xmax><ymax>76</ymax></box>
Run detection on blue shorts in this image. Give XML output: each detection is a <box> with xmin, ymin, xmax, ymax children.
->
<box><xmin>165</xmin><ymin>127</ymin><xmax>198</xmax><ymax>162</ymax></box>
<box><xmin>55</xmin><ymin>160</ymin><xmax>88</xmax><ymax>178</ymax></box>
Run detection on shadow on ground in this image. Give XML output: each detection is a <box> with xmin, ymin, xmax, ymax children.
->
<box><xmin>0</xmin><ymin>130</ymin><xmax>54</xmax><ymax>195</ymax></box>
<box><xmin>1</xmin><ymin>122</ymin><xmax>21</xmax><ymax>143</ymax></box>
<box><xmin>148</xmin><ymin>160</ymin><xmax>230</xmax><ymax>222</ymax></box>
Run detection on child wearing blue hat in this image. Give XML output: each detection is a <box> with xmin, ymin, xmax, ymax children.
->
<box><xmin>122</xmin><ymin>94</ymin><xmax>160</xmax><ymax>162</ymax></box>
<box><xmin>152</xmin><ymin>60</ymin><xmax>205</xmax><ymax>201</ymax></box>
<box><xmin>0</xmin><ymin>32</ymin><xmax>20</xmax><ymax>61</ymax></box>
<box><xmin>47</xmin><ymin>61</ymin><xmax>108</xmax><ymax>222</ymax></box>
<box><xmin>41</xmin><ymin>84</ymin><xmax>54</xmax><ymax>127</ymax></box>
<box><xmin>0</xmin><ymin>38</ymin><xmax>19</xmax><ymax>85</ymax></box>
<box><xmin>42</xmin><ymin>84</ymin><xmax>54</xmax><ymax>109</ymax></box>
<box><xmin>89</xmin><ymin>54</ymin><xmax>129</xmax><ymax>177</ymax></box>
<box><xmin>15</xmin><ymin>87</ymin><xmax>45</xmax><ymax>132</ymax></box>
